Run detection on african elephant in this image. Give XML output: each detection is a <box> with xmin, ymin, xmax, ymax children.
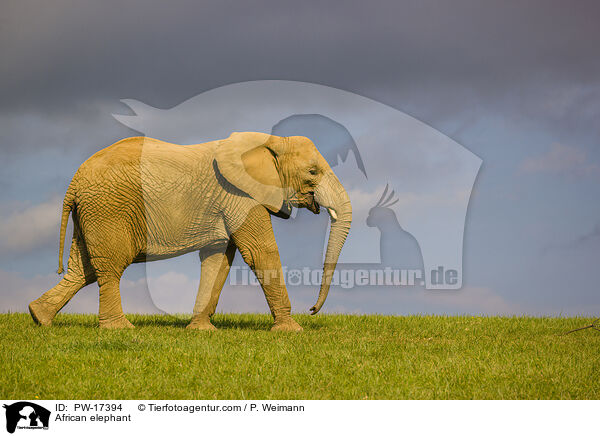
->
<box><xmin>28</xmin><ymin>132</ymin><xmax>352</xmax><ymax>331</ymax></box>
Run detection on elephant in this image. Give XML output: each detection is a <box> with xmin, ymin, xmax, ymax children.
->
<box><xmin>28</xmin><ymin>132</ymin><xmax>352</xmax><ymax>331</ymax></box>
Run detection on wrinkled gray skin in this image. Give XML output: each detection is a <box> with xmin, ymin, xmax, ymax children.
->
<box><xmin>29</xmin><ymin>132</ymin><xmax>352</xmax><ymax>331</ymax></box>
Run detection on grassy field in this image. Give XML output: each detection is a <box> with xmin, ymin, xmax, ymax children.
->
<box><xmin>0</xmin><ymin>313</ymin><xmax>598</xmax><ymax>399</ymax></box>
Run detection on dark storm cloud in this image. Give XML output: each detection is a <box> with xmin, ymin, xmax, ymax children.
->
<box><xmin>1</xmin><ymin>0</ymin><xmax>599</xmax><ymax>113</ymax></box>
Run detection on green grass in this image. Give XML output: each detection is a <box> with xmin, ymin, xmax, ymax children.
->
<box><xmin>1</xmin><ymin>313</ymin><xmax>598</xmax><ymax>399</ymax></box>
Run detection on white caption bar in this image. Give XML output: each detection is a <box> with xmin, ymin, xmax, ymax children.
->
<box><xmin>1</xmin><ymin>400</ymin><xmax>597</xmax><ymax>436</ymax></box>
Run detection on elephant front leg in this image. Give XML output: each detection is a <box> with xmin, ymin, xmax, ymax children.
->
<box><xmin>231</xmin><ymin>207</ymin><xmax>303</xmax><ymax>332</ymax></box>
<box><xmin>187</xmin><ymin>241</ymin><xmax>236</xmax><ymax>331</ymax></box>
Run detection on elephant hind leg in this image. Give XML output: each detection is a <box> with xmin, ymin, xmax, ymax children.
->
<box><xmin>95</xmin><ymin>272</ymin><xmax>134</xmax><ymax>329</ymax></box>
<box><xmin>88</xmin><ymin>250</ymin><xmax>134</xmax><ymax>329</ymax></box>
<box><xmin>29</xmin><ymin>232</ymin><xmax>96</xmax><ymax>326</ymax></box>
<box><xmin>80</xmin><ymin>217</ymin><xmax>137</xmax><ymax>328</ymax></box>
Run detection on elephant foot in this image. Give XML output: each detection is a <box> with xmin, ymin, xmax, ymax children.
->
<box><xmin>186</xmin><ymin>317</ymin><xmax>217</xmax><ymax>331</ymax></box>
<box><xmin>99</xmin><ymin>315</ymin><xmax>135</xmax><ymax>329</ymax></box>
<box><xmin>28</xmin><ymin>299</ymin><xmax>56</xmax><ymax>326</ymax></box>
<box><xmin>271</xmin><ymin>317</ymin><xmax>303</xmax><ymax>332</ymax></box>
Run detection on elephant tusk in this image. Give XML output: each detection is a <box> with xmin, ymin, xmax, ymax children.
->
<box><xmin>327</xmin><ymin>208</ymin><xmax>338</xmax><ymax>221</ymax></box>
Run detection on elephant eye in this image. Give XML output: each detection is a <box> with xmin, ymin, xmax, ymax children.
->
<box><xmin>308</xmin><ymin>168</ymin><xmax>318</xmax><ymax>175</ymax></box>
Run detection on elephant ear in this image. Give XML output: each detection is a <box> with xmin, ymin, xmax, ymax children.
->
<box><xmin>215</xmin><ymin>132</ymin><xmax>287</xmax><ymax>213</ymax></box>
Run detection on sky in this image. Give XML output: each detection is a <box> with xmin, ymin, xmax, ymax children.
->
<box><xmin>1</xmin><ymin>0</ymin><xmax>600</xmax><ymax>317</ymax></box>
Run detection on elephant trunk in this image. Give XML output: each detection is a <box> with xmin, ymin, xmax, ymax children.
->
<box><xmin>311</xmin><ymin>172</ymin><xmax>352</xmax><ymax>314</ymax></box>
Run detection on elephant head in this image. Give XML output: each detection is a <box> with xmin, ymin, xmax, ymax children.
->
<box><xmin>215</xmin><ymin>132</ymin><xmax>352</xmax><ymax>314</ymax></box>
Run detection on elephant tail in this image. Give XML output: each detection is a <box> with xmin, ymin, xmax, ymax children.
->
<box><xmin>57</xmin><ymin>182</ymin><xmax>76</xmax><ymax>274</ymax></box>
